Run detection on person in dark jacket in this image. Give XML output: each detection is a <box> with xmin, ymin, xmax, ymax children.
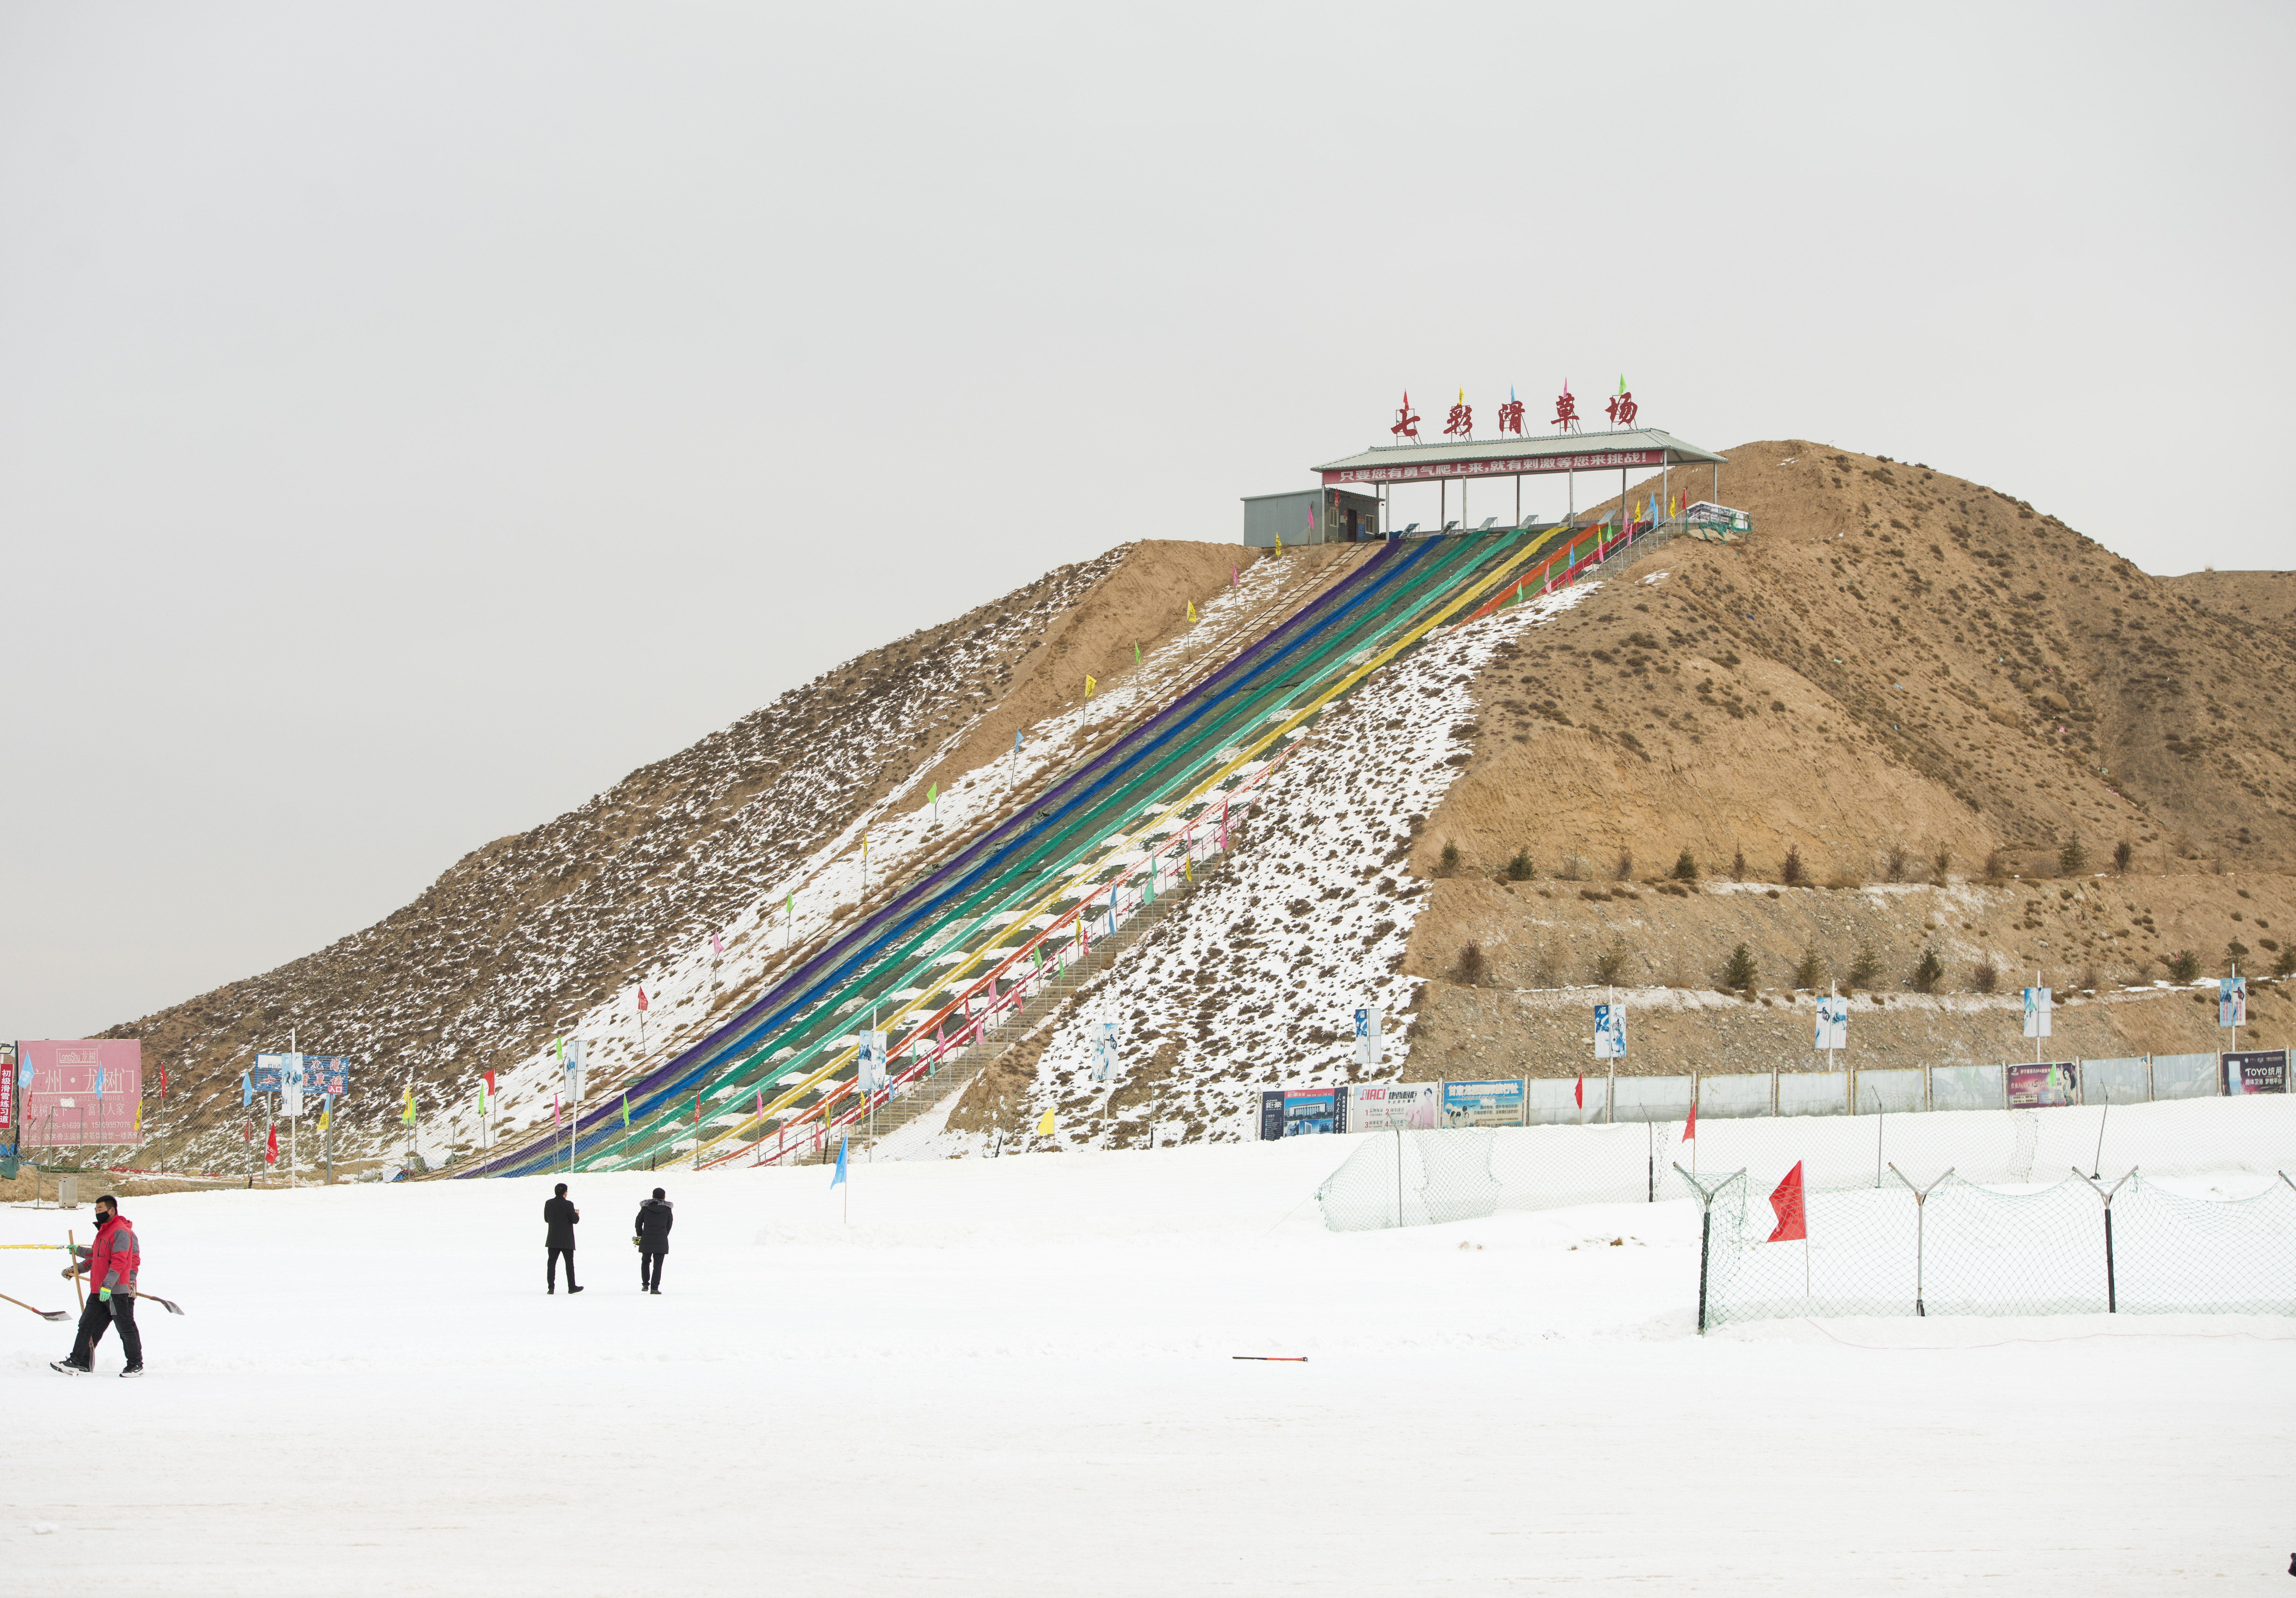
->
<box><xmin>544</xmin><ymin>1182</ymin><xmax>582</xmax><ymax>1294</ymax></box>
<box><xmin>52</xmin><ymin>1194</ymin><xmax>144</xmax><ymax>1377</ymax></box>
<box><xmin>634</xmin><ymin>1188</ymin><xmax>673</xmax><ymax>1294</ymax></box>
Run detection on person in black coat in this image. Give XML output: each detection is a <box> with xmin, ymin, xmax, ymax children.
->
<box><xmin>634</xmin><ymin>1188</ymin><xmax>673</xmax><ymax>1294</ymax></box>
<box><xmin>544</xmin><ymin>1182</ymin><xmax>582</xmax><ymax>1294</ymax></box>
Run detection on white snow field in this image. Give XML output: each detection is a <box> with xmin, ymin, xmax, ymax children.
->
<box><xmin>5</xmin><ymin>1140</ymin><xmax>2292</xmax><ymax>1595</ymax></box>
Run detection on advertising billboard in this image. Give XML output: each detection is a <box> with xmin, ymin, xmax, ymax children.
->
<box><xmin>2222</xmin><ymin>1050</ymin><xmax>2288</xmax><ymax>1096</ymax></box>
<box><xmin>0</xmin><ymin>1041</ymin><xmax>14</xmax><ymax>1132</ymax></box>
<box><xmin>1258</xmin><ymin>1087</ymin><xmax>1346</xmax><ymax>1140</ymax></box>
<box><xmin>1442</xmin><ymin>1078</ymin><xmax>1526</xmax><ymax>1128</ymax></box>
<box><xmin>2006</xmin><ymin>1060</ymin><xmax>2079</xmax><ymax>1109</ymax></box>
<box><xmin>1348</xmin><ymin>1082</ymin><xmax>1438</xmax><ymax>1131</ymax></box>
<box><xmin>16</xmin><ymin>1039</ymin><xmax>143</xmax><ymax>1146</ymax></box>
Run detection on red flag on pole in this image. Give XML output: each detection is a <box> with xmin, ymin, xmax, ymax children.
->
<box><xmin>1682</xmin><ymin>1098</ymin><xmax>1697</xmax><ymax>1141</ymax></box>
<box><xmin>1574</xmin><ymin>1076</ymin><xmax>1583</xmax><ymax>1108</ymax></box>
<box><xmin>694</xmin><ymin>1092</ymin><xmax>702</xmax><ymax>1125</ymax></box>
<box><xmin>1767</xmin><ymin>1161</ymin><xmax>1808</xmax><ymax>1243</ymax></box>
<box><xmin>483</xmin><ymin>1070</ymin><xmax>496</xmax><ymax>1096</ymax></box>
<box><xmin>265</xmin><ymin>1122</ymin><xmax>279</xmax><ymax>1166</ymax></box>
<box><xmin>637</xmin><ymin>987</ymin><xmax>649</xmax><ymax>1012</ymax></box>
<box><xmin>160</xmin><ymin>1067</ymin><xmax>168</xmax><ymax>1100</ymax></box>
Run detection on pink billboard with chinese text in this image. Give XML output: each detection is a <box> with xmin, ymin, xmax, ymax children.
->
<box><xmin>16</xmin><ymin>1039</ymin><xmax>143</xmax><ymax>1147</ymax></box>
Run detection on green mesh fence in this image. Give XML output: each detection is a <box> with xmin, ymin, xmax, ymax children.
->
<box><xmin>1697</xmin><ymin>1171</ymin><xmax>2296</xmax><ymax>1329</ymax></box>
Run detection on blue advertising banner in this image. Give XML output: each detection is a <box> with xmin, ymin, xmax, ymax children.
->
<box><xmin>251</xmin><ymin>1055</ymin><xmax>351</xmax><ymax>1096</ymax></box>
<box><xmin>1258</xmin><ymin>1087</ymin><xmax>1346</xmax><ymax>1140</ymax></box>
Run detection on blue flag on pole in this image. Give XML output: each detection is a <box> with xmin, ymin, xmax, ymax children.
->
<box><xmin>242</xmin><ymin>1071</ymin><xmax>252</xmax><ymax>1107</ymax></box>
<box><xmin>93</xmin><ymin>1066</ymin><xmax>104</xmax><ymax>1101</ymax></box>
<box><xmin>830</xmin><ymin>1134</ymin><xmax>849</xmax><ymax>1188</ymax></box>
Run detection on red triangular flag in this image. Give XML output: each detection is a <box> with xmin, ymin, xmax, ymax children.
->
<box><xmin>1574</xmin><ymin>1076</ymin><xmax>1583</xmax><ymax>1108</ymax></box>
<box><xmin>694</xmin><ymin>1092</ymin><xmax>702</xmax><ymax>1125</ymax></box>
<box><xmin>265</xmin><ymin>1122</ymin><xmax>279</xmax><ymax>1166</ymax></box>
<box><xmin>637</xmin><ymin>987</ymin><xmax>649</xmax><ymax>1012</ymax></box>
<box><xmin>484</xmin><ymin>1069</ymin><xmax>496</xmax><ymax>1095</ymax></box>
<box><xmin>1682</xmin><ymin>1099</ymin><xmax>1697</xmax><ymax>1141</ymax></box>
<box><xmin>160</xmin><ymin>1067</ymin><xmax>168</xmax><ymax>1100</ymax></box>
<box><xmin>1767</xmin><ymin>1161</ymin><xmax>1807</xmax><ymax>1243</ymax></box>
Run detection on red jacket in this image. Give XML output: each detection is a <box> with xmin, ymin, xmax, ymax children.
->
<box><xmin>86</xmin><ymin>1212</ymin><xmax>139</xmax><ymax>1296</ymax></box>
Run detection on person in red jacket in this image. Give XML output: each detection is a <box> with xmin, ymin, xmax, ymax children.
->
<box><xmin>52</xmin><ymin>1194</ymin><xmax>143</xmax><ymax>1378</ymax></box>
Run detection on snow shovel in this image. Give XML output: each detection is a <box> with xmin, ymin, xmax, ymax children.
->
<box><xmin>0</xmin><ymin>1291</ymin><xmax>71</xmax><ymax>1322</ymax></box>
<box><xmin>125</xmin><ymin>1290</ymin><xmax>186</xmax><ymax>1317</ymax></box>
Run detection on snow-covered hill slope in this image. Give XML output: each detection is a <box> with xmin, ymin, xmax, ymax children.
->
<box><xmin>926</xmin><ymin>585</ymin><xmax>1595</xmax><ymax>1149</ymax></box>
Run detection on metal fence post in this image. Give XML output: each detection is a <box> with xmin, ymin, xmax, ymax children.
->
<box><xmin>1890</xmin><ymin>1164</ymin><xmax>1951</xmax><ymax>1318</ymax></box>
<box><xmin>1697</xmin><ymin>1202</ymin><xmax>1712</xmax><ymax>1334</ymax></box>
<box><xmin>2078</xmin><ymin>1172</ymin><xmax>2131</xmax><ymax>1313</ymax></box>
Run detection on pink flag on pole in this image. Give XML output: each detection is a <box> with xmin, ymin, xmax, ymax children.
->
<box><xmin>553</xmin><ymin>1093</ymin><xmax>562</xmax><ymax>1127</ymax></box>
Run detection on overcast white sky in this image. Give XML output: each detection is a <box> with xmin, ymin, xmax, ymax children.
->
<box><xmin>4</xmin><ymin>2</ymin><xmax>2290</xmax><ymax>1036</ymax></box>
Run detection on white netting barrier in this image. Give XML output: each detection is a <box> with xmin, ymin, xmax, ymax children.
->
<box><xmin>1314</xmin><ymin>1095</ymin><xmax>2296</xmax><ymax>1235</ymax></box>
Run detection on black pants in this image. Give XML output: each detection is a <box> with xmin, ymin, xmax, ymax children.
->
<box><xmin>70</xmin><ymin>1293</ymin><xmax>141</xmax><ymax>1370</ymax></box>
<box><xmin>640</xmin><ymin>1248</ymin><xmax>665</xmax><ymax>1291</ymax></box>
<box><xmin>548</xmin><ymin>1245</ymin><xmax>578</xmax><ymax>1291</ymax></box>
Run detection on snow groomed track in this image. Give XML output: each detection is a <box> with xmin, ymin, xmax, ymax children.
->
<box><xmin>466</xmin><ymin>527</ymin><xmax>1568</xmax><ymax>1177</ymax></box>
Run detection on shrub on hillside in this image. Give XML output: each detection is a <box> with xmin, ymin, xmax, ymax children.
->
<box><xmin>1592</xmin><ymin>942</ymin><xmax>1631</xmax><ymax>984</ymax></box>
<box><xmin>1932</xmin><ymin>846</ymin><xmax>1952</xmax><ymax>887</ymax></box>
<box><xmin>2059</xmin><ymin>834</ymin><xmax>2089</xmax><ymax>876</ymax></box>
<box><xmin>1505</xmin><ymin>848</ymin><xmax>1536</xmax><ymax>882</ymax></box>
<box><xmin>1722</xmin><ymin>943</ymin><xmax>1758</xmax><ymax>995</ymax></box>
<box><xmin>1780</xmin><ymin>846</ymin><xmax>1806</xmax><ymax>887</ymax></box>
<box><xmin>2166</xmin><ymin>949</ymin><xmax>2201</xmax><ymax>982</ymax></box>
<box><xmin>2277</xmin><ymin>946</ymin><xmax>2296</xmax><ymax>979</ymax></box>
<box><xmin>1845</xmin><ymin>943</ymin><xmax>1882</xmax><ymax>990</ymax></box>
<box><xmin>1454</xmin><ymin>942</ymin><xmax>1487</xmax><ymax>985</ymax></box>
<box><xmin>1983</xmin><ymin>849</ymin><xmax>2008</xmax><ymax>883</ymax></box>
<box><xmin>1886</xmin><ymin>845</ymin><xmax>1908</xmax><ymax>883</ymax></box>
<box><xmin>1614</xmin><ymin>849</ymin><xmax>1634</xmax><ymax>882</ymax></box>
<box><xmin>1556</xmin><ymin>854</ymin><xmax>1587</xmax><ymax>882</ymax></box>
<box><xmin>1793</xmin><ymin>946</ymin><xmax>1827</xmax><ymax>991</ymax></box>
<box><xmin>1436</xmin><ymin>841</ymin><xmax>1461</xmax><ymax>877</ymax></box>
<box><xmin>2225</xmin><ymin>940</ymin><xmax>2249</xmax><ymax>972</ymax></box>
<box><xmin>1971</xmin><ymin>959</ymin><xmax>1999</xmax><ymax>994</ymax></box>
<box><xmin>2113</xmin><ymin>840</ymin><xmax>2133</xmax><ymax>874</ymax></box>
<box><xmin>1911</xmin><ymin>947</ymin><xmax>1944</xmax><ymax>993</ymax></box>
<box><xmin>1673</xmin><ymin>849</ymin><xmax>1698</xmax><ymax>882</ymax></box>
<box><xmin>1731</xmin><ymin>848</ymin><xmax>1747</xmax><ymax>882</ymax></box>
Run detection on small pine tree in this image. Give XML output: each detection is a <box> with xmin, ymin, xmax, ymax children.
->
<box><xmin>2059</xmin><ymin>834</ymin><xmax>2089</xmax><ymax>876</ymax></box>
<box><xmin>1780</xmin><ymin>845</ymin><xmax>1806</xmax><ymax>886</ymax></box>
<box><xmin>1455</xmin><ymin>942</ymin><xmax>1486</xmax><ymax>985</ymax></box>
<box><xmin>1722</xmin><ymin>943</ymin><xmax>1758</xmax><ymax>993</ymax></box>
<box><xmin>1506</xmin><ymin>847</ymin><xmax>1536</xmax><ymax>882</ymax></box>
<box><xmin>1793</xmin><ymin>946</ymin><xmax>1826</xmax><ymax>991</ymax></box>
<box><xmin>1912</xmin><ymin>947</ymin><xmax>1944</xmax><ymax>993</ymax></box>
<box><xmin>1437</xmin><ymin>841</ymin><xmax>1461</xmax><ymax>877</ymax></box>
<box><xmin>1673</xmin><ymin>848</ymin><xmax>1698</xmax><ymax>882</ymax></box>
<box><xmin>2166</xmin><ymin>949</ymin><xmax>2201</xmax><ymax>982</ymax></box>
<box><xmin>1730</xmin><ymin>847</ymin><xmax>1747</xmax><ymax>882</ymax></box>
<box><xmin>2226</xmin><ymin>940</ymin><xmax>2250</xmax><ymax>972</ymax></box>
<box><xmin>2276</xmin><ymin>945</ymin><xmax>2296</xmax><ymax>979</ymax></box>
<box><xmin>1931</xmin><ymin>846</ymin><xmax>1952</xmax><ymax>887</ymax></box>
<box><xmin>2113</xmin><ymin>840</ymin><xmax>2133</xmax><ymax>874</ymax></box>
<box><xmin>1845</xmin><ymin>943</ymin><xmax>1881</xmax><ymax>990</ymax></box>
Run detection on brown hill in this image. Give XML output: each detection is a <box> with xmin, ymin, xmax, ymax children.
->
<box><xmin>1394</xmin><ymin>438</ymin><xmax>2296</xmax><ymax>1080</ymax></box>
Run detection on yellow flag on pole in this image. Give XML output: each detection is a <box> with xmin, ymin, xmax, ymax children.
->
<box><xmin>1085</xmin><ymin>675</ymin><xmax>1097</xmax><ymax>698</ymax></box>
<box><xmin>1035</xmin><ymin>1107</ymin><xmax>1056</xmax><ymax>1136</ymax></box>
<box><xmin>401</xmin><ymin>1085</ymin><xmax>415</xmax><ymax>1125</ymax></box>
<box><xmin>1186</xmin><ymin>599</ymin><xmax>1197</xmax><ymax>624</ymax></box>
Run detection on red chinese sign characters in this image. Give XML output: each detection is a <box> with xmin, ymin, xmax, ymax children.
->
<box><xmin>1553</xmin><ymin>383</ymin><xmax>1580</xmax><ymax>433</ymax></box>
<box><xmin>1497</xmin><ymin>393</ymin><xmax>1525</xmax><ymax>436</ymax></box>
<box><xmin>1443</xmin><ymin>390</ymin><xmax>1473</xmax><ymax>439</ymax></box>
<box><xmin>1606</xmin><ymin>383</ymin><xmax>1638</xmax><ymax>427</ymax></box>
<box><xmin>1391</xmin><ymin>392</ymin><xmax>1420</xmax><ymax>441</ymax></box>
